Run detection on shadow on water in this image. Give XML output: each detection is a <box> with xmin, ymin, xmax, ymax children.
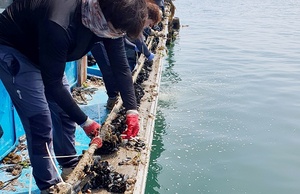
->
<box><xmin>145</xmin><ymin>41</ymin><xmax>180</xmax><ymax>193</ymax></box>
<box><xmin>161</xmin><ymin>42</ymin><xmax>182</xmax><ymax>86</ymax></box>
<box><xmin>145</xmin><ymin>109</ymin><xmax>166</xmax><ymax>194</ymax></box>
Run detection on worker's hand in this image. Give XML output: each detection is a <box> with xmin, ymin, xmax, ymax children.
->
<box><xmin>90</xmin><ymin>136</ymin><xmax>103</xmax><ymax>148</ymax></box>
<box><xmin>122</xmin><ymin>110</ymin><xmax>139</xmax><ymax>139</ymax></box>
<box><xmin>153</xmin><ymin>31</ymin><xmax>165</xmax><ymax>37</ymax></box>
<box><xmin>147</xmin><ymin>53</ymin><xmax>155</xmax><ymax>61</ymax></box>
<box><xmin>80</xmin><ymin>117</ymin><xmax>100</xmax><ymax>139</ymax></box>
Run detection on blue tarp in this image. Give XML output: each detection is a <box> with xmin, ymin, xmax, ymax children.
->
<box><xmin>0</xmin><ymin>80</ymin><xmax>15</xmax><ymax>161</ymax></box>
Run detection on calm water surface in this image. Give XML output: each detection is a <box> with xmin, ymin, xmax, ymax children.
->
<box><xmin>146</xmin><ymin>0</ymin><xmax>300</xmax><ymax>193</ymax></box>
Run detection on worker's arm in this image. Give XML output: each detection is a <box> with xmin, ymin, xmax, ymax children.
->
<box><xmin>102</xmin><ymin>37</ymin><xmax>140</xmax><ymax>138</ymax></box>
<box><xmin>102</xmin><ymin>37</ymin><xmax>138</xmax><ymax>111</ymax></box>
<box><xmin>39</xmin><ymin>20</ymin><xmax>102</xmax><ymax>140</ymax></box>
<box><xmin>124</xmin><ymin>37</ymin><xmax>137</xmax><ymax>50</ymax></box>
<box><xmin>39</xmin><ymin>20</ymin><xmax>88</xmax><ymax>124</ymax></box>
<box><xmin>134</xmin><ymin>34</ymin><xmax>154</xmax><ymax>61</ymax></box>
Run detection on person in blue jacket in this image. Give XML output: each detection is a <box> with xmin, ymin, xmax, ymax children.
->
<box><xmin>0</xmin><ymin>0</ymin><xmax>148</xmax><ymax>192</ymax></box>
<box><xmin>154</xmin><ymin>0</ymin><xmax>165</xmax><ymax>15</ymax></box>
<box><xmin>91</xmin><ymin>1</ymin><xmax>162</xmax><ymax>114</ymax></box>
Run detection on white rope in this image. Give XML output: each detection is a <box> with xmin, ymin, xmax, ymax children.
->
<box><xmin>43</xmin><ymin>154</ymin><xmax>80</xmax><ymax>159</ymax></box>
<box><xmin>29</xmin><ymin>167</ymin><xmax>32</xmax><ymax>194</ymax></box>
<box><xmin>45</xmin><ymin>142</ymin><xmax>64</xmax><ymax>183</ymax></box>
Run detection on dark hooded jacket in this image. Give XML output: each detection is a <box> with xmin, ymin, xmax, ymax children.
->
<box><xmin>0</xmin><ymin>0</ymin><xmax>137</xmax><ymax>124</ymax></box>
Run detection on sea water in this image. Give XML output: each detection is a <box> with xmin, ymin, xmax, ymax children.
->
<box><xmin>146</xmin><ymin>0</ymin><xmax>300</xmax><ymax>193</ymax></box>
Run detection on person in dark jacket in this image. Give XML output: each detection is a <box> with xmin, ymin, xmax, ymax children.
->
<box><xmin>91</xmin><ymin>1</ymin><xmax>162</xmax><ymax>116</ymax></box>
<box><xmin>154</xmin><ymin>0</ymin><xmax>165</xmax><ymax>15</ymax></box>
<box><xmin>0</xmin><ymin>0</ymin><xmax>147</xmax><ymax>192</ymax></box>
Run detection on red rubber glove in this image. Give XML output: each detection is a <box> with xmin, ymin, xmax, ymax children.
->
<box><xmin>90</xmin><ymin>136</ymin><xmax>103</xmax><ymax>148</ymax></box>
<box><xmin>81</xmin><ymin>117</ymin><xmax>100</xmax><ymax>139</ymax></box>
<box><xmin>122</xmin><ymin>110</ymin><xmax>140</xmax><ymax>139</ymax></box>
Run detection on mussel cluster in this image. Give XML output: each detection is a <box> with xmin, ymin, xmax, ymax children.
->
<box><xmin>2</xmin><ymin>153</ymin><xmax>22</xmax><ymax>165</ymax></box>
<box><xmin>3</xmin><ymin>164</ymin><xmax>23</xmax><ymax>176</ymax></box>
<box><xmin>94</xmin><ymin>108</ymin><xmax>126</xmax><ymax>155</ymax></box>
<box><xmin>125</xmin><ymin>138</ymin><xmax>146</xmax><ymax>152</ymax></box>
<box><xmin>86</xmin><ymin>160</ymin><xmax>128</xmax><ymax>193</ymax></box>
<box><xmin>87</xmin><ymin>54</ymin><xmax>97</xmax><ymax>66</ymax></box>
